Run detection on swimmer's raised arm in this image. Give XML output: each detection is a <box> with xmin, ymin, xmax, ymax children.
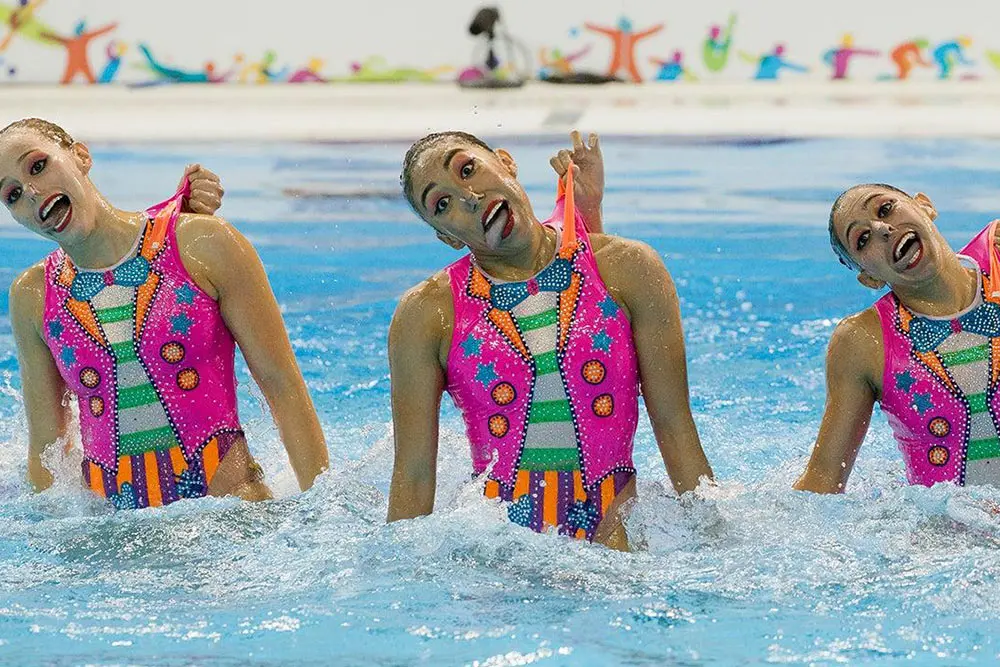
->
<box><xmin>550</xmin><ymin>130</ymin><xmax>604</xmax><ymax>234</ymax></box>
<box><xmin>794</xmin><ymin>310</ymin><xmax>881</xmax><ymax>494</ymax></box>
<box><xmin>176</xmin><ymin>214</ymin><xmax>329</xmax><ymax>491</ymax></box>
<box><xmin>386</xmin><ymin>276</ymin><xmax>449</xmax><ymax>522</ymax></box>
<box><xmin>9</xmin><ymin>264</ymin><xmax>69</xmax><ymax>491</ymax></box>
<box><xmin>598</xmin><ymin>236</ymin><xmax>713</xmax><ymax>494</ymax></box>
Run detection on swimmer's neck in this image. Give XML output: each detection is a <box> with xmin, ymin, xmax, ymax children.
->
<box><xmin>472</xmin><ymin>216</ymin><xmax>558</xmax><ymax>282</ymax></box>
<box><xmin>61</xmin><ymin>194</ymin><xmax>145</xmax><ymax>271</ymax></box>
<box><xmin>893</xmin><ymin>250</ymin><xmax>978</xmax><ymax>318</ymax></box>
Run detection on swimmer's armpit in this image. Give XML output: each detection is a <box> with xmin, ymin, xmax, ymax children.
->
<box><xmin>178</xmin><ymin>163</ymin><xmax>224</xmax><ymax>216</ymax></box>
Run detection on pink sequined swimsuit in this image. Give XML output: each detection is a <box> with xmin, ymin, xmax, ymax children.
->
<box><xmin>875</xmin><ymin>221</ymin><xmax>1000</xmax><ymax>486</ymax></box>
<box><xmin>41</xmin><ymin>185</ymin><xmax>244</xmax><ymax>508</ymax></box>
<box><xmin>445</xmin><ymin>187</ymin><xmax>639</xmax><ymax>540</ymax></box>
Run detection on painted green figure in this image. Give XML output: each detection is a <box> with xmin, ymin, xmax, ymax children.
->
<box><xmin>703</xmin><ymin>13</ymin><xmax>736</xmax><ymax>72</ymax></box>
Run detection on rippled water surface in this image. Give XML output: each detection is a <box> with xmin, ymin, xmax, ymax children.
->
<box><xmin>2</xmin><ymin>137</ymin><xmax>1000</xmax><ymax>665</ymax></box>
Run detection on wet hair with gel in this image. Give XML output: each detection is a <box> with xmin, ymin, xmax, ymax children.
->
<box><xmin>0</xmin><ymin>117</ymin><xmax>74</xmax><ymax>150</ymax></box>
<box><xmin>400</xmin><ymin>131</ymin><xmax>492</xmax><ymax>214</ymax></box>
<box><xmin>828</xmin><ymin>183</ymin><xmax>910</xmax><ymax>271</ymax></box>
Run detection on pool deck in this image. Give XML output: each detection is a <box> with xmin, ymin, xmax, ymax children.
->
<box><xmin>4</xmin><ymin>82</ymin><xmax>1000</xmax><ymax>142</ymax></box>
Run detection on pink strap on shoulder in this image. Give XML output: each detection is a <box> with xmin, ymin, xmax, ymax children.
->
<box><xmin>144</xmin><ymin>179</ymin><xmax>190</xmax><ymax>218</ymax></box>
<box><xmin>139</xmin><ymin>180</ymin><xmax>191</xmax><ymax>259</ymax></box>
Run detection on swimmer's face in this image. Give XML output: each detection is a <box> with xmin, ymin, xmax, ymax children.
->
<box><xmin>0</xmin><ymin>130</ymin><xmax>98</xmax><ymax>245</ymax></box>
<box><xmin>833</xmin><ymin>184</ymin><xmax>942</xmax><ymax>289</ymax></box>
<box><xmin>408</xmin><ymin>139</ymin><xmax>533</xmax><ymax>254</ymax></box>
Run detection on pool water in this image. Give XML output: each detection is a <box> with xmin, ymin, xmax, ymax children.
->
<box><xmin>2</xmin><ymin>137</ymin><xmax>1000</xmax><ymax>665</ymax></box>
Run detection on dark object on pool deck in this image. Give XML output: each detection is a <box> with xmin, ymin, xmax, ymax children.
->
<box><xmin>542</xmin><ymin>73</ymin><xmax>622</xmax><ymax>85</ymax></box>
<box><xmin>458</xmin><ymin>77</ymin><xmax>525</xmax><ymax>89</ymax></box>
<box><xmin>459</xmin><ymin>5</ymin><xmax>530</xmax><ymax>89</ymax></box>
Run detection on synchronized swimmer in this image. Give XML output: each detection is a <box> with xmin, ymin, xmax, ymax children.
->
<box><xmin>2</xmin><ymin>116</ymin><xmax>997</xmax><ymax>547</ymax></box>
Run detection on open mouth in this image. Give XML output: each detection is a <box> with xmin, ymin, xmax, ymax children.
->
<box><xmin>482</xmin><ymin>198</ymin><xmax>514</xmax><ymax>240</ymax></box>
<box><xmin>39</xmin><ymin>193</ymin><xmax>72</xmax><ymax>233</ymax></box>
<box><xmin>893</xmin><ymin>231</ymin><xmax>923</xmax><ymax>269</ymax></box>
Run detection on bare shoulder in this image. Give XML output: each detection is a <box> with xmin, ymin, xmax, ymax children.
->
<box><xmin>174</xmin><ymin>213</ymin><xmax>254</xmax><ymax>298</ymax></box>
<box><xmin>590</xmin><ymin>233</ymin><xmax>662</xmax><ymax>267</ymax></box>
<box><xmin>390</xmin><ymin>270</ymin><xmax>453</xmax><ymax>339</ymax></box>
<box><xmin>829</xmin><ymin>307</ymin><xmax>881</xmax><ymax>354</ymax></box>
<box><xmin>175</xmin><ymin>213</ymin><xmax>246</xmax><ymax>256</ymax></box>
<box><xmin>827</xmin><ymin>307</ymin><xmax>883</xmax><ymax>389</ymax></box>
<box><xmin>9</xmin><ymin>262</ymin><xmax>46</xmax><ymax>330</ymax></box>
<box><xmin>589</xmin><ymin>234</ymin><xmax>673</xmax><ymax>313</ymax></box>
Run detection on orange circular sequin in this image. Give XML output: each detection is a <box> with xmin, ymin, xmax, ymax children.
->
<box><xmin>582</xmin><ymin>360</ymin><xmax>606</xmax><ymax>385</ymax></box>
<box><xmin>491</xmin><ymin>382</ymin><xmax>516</xmax><ymax>406</ymax></box>
<box><xmin>928</xmin><ymin>417</ymin><xmax>950</xmax><ymax>438</ymax></box>
<box><xmin>177</xmin><ymin>368</ymin><xmax>200</xmax><ymax>391</ymax></box>
<box><xmin>89</xmin><ymin>396</ymin><xmax>104</xmax><ymax>417</ymax></box>
<box><xmin>161</xmin><ymin>342</ymin><xmax>186</xmax><ymax>364</ymax></box>
<box><xmin>928</xmin><ymin>446</ymin><xmax>950</xmax><ymax>467</ymax></box>
<box><xmin>489</xmin><ymin>414</ymin><xmax>509</xmax><ymax>438</ymax></box>
<box><xmin>79</xmin><ymin>367</ymin><xmax>100</xmax><ymax>389</ymax></box>
<box><xmin>592</xmin><ymin>394</ymin><xmax>614</xmax><ymax>417</ymax></box>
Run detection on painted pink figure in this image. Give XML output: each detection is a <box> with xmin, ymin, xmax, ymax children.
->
<box><xmin>875</xmin><ymin>222</ymin><xmax>1000</xmax><ymax>486</ymax></box>
<box><xmin>42</xmin><ymin>184</ymin><xmax>243</xmax><ymax>508</ymax></box>
<box><xmin>824</xmin><ymin>34</ymin><xmax>880</xmax><ymax>79</ymax></box>
<box><xmin>444</xmin><ymin>183</ymin><xmax>639</xmax><ymax>540</ymax></box>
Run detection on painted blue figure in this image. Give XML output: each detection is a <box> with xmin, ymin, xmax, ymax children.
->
<box><xmin>97</xmin><ymin>40</ymin><xmax>124</xmax><ymax>83</ymax></box>
<box><xmin>650</xmin><ymin>50</ymin><xmax>694</xmax><ymax>81</ymax></box>
<box><xmin>933</xmin><ymin>38</ymin><xmax>974</xmax><ymax>79</ymax></box>
<box><xmin>743</xmin><ymin>44</ymin><xmax>808</xmax><ymax>80</ymax></box>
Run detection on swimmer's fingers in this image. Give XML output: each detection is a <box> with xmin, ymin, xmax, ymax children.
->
<box><xmin>570</xmin><ymin>129</ymin><xmax>584</xmax><ymax>153</ymax></box>
<box><xmin>188</xmin><ymin>166</ymin><xmax>224</xmax><ymax>196</ymax></box>
<box><xmin>187</xmin><ymin>166</ymin><xmax>225</xmax><ymax>211</ymax></box>
<box><xmin>176</xmin><ymin>163</ymin><xmax>198</xmax><ymax>192</ymax></box>
<box><xmin>186</xmin><ymin>195</ymin><xmax>221</xmax><ymax>215</ymax></box>
<box><xmin>588</xmin><ymin>132</ymin><xmax>601</xmax><ymax>154</ymax></box>
<box><xmin>549</xmin><ymin>149</ymin><xmax>573</xmax><ymax>176</ymax></box>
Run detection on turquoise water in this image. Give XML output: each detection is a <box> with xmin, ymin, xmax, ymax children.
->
<box><xmin>2</xmin><ymin>137</ymin><xmax>1000</xmax><ymax>665</ymax></box>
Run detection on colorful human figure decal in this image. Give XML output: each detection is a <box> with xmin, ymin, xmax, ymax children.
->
<box><xmin>823</xmin><ymin>33</ymin><xmax>879</xmax><ymax>79</ymax></box>
<box><xmin>584</xmin><ymin>16</ymin><xmax>663</xmax><ymax>83</ymax></box>
<box><xmin>703</xmin><ymin>13</ymin><xmax>736</xmax><ymax>72</ymax></box>
<box><xmin>650</xmin><ymin>50</ymin><xmax>696</xmax><ymax>81</ymax></box>
<box><xmin>740</xmin><ymin>44</ymin><xmax>807</xmax><ymax>80</ymax></box>
<box><xmin>40</xmin><ymin>19</ymin><xmax>117</xmax><ymax>84</ymax></box>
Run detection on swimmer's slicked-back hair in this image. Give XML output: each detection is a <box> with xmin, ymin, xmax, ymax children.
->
<box><xmin>400</xmin><ymin>131</ymin><xmax>492</xmax><ymax>213</ymax></box>
<box><xmin>0</xmin><ymin>117</ymin><xmax>74</xmax><ymax>149</ymax></box>
<box><xmin>828</xmin><ymin>183</ymin><xmax>910</xmax><ymax>271</ymax></box>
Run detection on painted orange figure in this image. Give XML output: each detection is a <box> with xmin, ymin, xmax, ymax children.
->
<box><xmin>891</xmin><ymin>39</ymin><xmax>931</xmax><ymax>79</ymax></box>
<box><xmin>41</xmin><ymin>21</ymin><xmax>117</xmax><ymax>84</ymax></box>
<box><xmin>584</xmin><ymin>17</ymin><xmax>663</xmax><ymax>83</ymax></box>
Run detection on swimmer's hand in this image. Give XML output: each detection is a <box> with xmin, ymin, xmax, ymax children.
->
<box><xmin>178</xmin><ymin>163</ymin><xmax>224</xmax><ymax>215</ymax></box>
<box><xmin>550</xmin><ymin>130</ymin><xmax>604</xmax><ymax>234</ymax></box>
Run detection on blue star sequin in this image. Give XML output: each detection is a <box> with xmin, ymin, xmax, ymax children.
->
<box><xmin>460</xmin><ymin>335</ymin><xmax>482</xmax><ymax>358</ymax></box>
<box><xmin>171</xmin><ymin>312</ymin><xmax>194</xmax><ymax>336</ymax></box>
<box><xmin>508</xmin><ymin>495</ymin><xmax>534</xmax><ymax>527</ymax></box>
<box><xmin>48</xmin><ymin>320</ymin><xmax>64</xmax><ymax>339</ymax></box>
<box><xmin>60</xmin><ymin>345</ymin><xmax>76</xmax><ymax>367</ymax></box>
<box><xmin>111</xmin><ymin>482</ymin><xmax>138</xmax><ymax>510</ymax></box>
<box><xmin>475</xmin><ymin>362</ymin><xmax>499</xmax><ymax>388</ymax></box>
<box><xmin>567</xmin><ymin>499</ymin><xmax>600</xmax><ymax>532</ymax></box>
<box><xmin>598</xmin><ymin>295</ymin><xmax>619</xmax><ymax>318</ymax></box>
<box><xmin>175</xmin><ymin>283</ymin><xmax>195</xmax><ymax>305</ymax></box>
<box><xmin>592</xmin><ymin>330</ymin><xmax>613</xmax><ymax>352</ymax></box>
<box><xmin>912</xmin><ymin>392</ymin><xmax>933</xmax><ymax>415</ymax></box>
<box><xmin>895</xmin><ymin>370</ymin><xmax>916</xmax><ymax>393</ymax></box>
<box><xmin>176</xmin><ymin>468</ymin><xmax>206</xmax><ymax>498</ymax></box>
